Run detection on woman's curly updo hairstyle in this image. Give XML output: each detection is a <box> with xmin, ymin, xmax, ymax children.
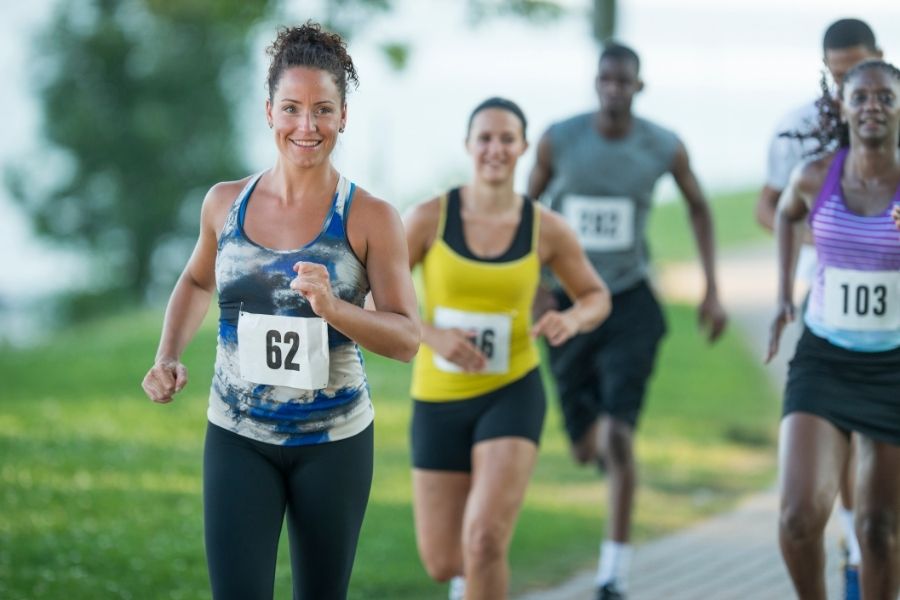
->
<box><xmin>266</xmin><ymin>21</ymin><xmax>359</xmax><ymax>103</ymax></box>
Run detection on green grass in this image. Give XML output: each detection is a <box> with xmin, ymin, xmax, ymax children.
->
<box><xmin>648</xmin><ymin>188</ymin><xmax>766</xmax><ymax>261</ymax></box>
<box><xmin>0</xmin><ymin>292</ymin><xmax>779</xmax><ymax>599</ymax></box>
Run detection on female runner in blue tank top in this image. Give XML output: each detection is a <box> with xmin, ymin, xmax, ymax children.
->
<box><xmin>767</xmin><ymin>59</ymin><xmax>900</xmax><ymax>599</ymax></box>
<box><xmin>140</xmin><ymin>22</ymin><xmax>419</xmax><ymax>600</ymax></box>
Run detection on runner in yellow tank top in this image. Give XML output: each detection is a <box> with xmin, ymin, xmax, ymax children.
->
<box><xmin>402</xmin><ymin>98</ymin><xmax>611</xmax><ymax>600</ymax></box>
<box><xmin>410</xmin><ymin>186</ymin><xmax>542</xmax><ymax>400</ymax></box>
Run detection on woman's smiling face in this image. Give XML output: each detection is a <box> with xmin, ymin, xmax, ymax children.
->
<box><xmin>266</xmin><ymin>66</ymin><xmax>346</xmax><ymax>168</ymax></box>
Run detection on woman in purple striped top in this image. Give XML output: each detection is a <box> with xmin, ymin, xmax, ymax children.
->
<box><xmin>767</xmin><ymin>60</ymin><xmax>900</xmax><ymax>599</ymax></box>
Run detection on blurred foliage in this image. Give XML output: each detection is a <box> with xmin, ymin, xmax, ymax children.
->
<box><xmin>592</xmin><ymin>0</ymin><xmax>616</xmax><ymax>42</ymax></box>
<box><xmin>380</xmin><ymin>42</ymin><xmax>411</xmax><ymax>71</ymax></box>
<box><xmin>5</xmin><ymin>0</ymin><xmax>271</xmax><ymax>310</ymax></box>
<box><xmin>466</xmin><ymin>0</ymin><xmax>566</xmax><ymax>22</ymax></box>
<box><xmin>320</xmin><ymin>0</ymin><xmax>393</xmax><ymax>40</ymax></box>
<box><xmin>465</xmin><ymin>0</ymin><xmax>615</xmax><ymax>40</ymax></box>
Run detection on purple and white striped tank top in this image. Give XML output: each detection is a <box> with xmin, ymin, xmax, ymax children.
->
<box><xmin>805</xmin><ymin>148</ymin><xmax>900</xmax><ymax>351</ymax></box>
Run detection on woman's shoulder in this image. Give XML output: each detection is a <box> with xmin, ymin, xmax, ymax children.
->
<box><xmin>192</xmin><ymin>174</ymin><xmax>258</xmax><ymax>234</ymax></box>
<box><xmin>535</xmin><ymin>201</ymin><xmax>569</xmax><ymax>233</ymax></box>
<box><xmin>344</xmin><ymin>184</ymin><xmax>409</xmax><ymax>243</ymax></box>
<box><xmin>403</xmin><ymin>194</ymin><xmax>443</xmax><ymax>227</ymax></box>
<box><xmin>203</xmin><ymin>175</ymin><xmax>257</xmax><ymax>212</ymax></box>
<box><xmin>349</xmin><ymin>184</ymin><xmax>402</xmax><ymax>219</ymax></box>
<box><xmin>795</xmin><ymin>151</ymin><xmax>839</xmax><ymax>194</ymax></box>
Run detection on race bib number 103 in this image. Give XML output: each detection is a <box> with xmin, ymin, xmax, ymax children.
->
<box><xmin>823</xmin><ymin>268</ymin><xmax>900</xmax><ymax>331</ymax></box>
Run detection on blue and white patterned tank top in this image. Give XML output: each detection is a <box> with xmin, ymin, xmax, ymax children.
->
<box><xmin>209</xmin><ymin>172</ymin><xmax>373</xmax><ymax>445</ymax></box>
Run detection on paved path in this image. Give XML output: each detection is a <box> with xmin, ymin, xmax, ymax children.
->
<box><xmin>517</xmin><ymin>243</ymin><xmax>846</xmax><ymax>600</ymax></box>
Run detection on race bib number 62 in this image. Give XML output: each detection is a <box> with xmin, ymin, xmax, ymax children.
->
<box><xmin>237</xmin><ymin>311</ymin><xmax>330</xmax><ymax>389</ymax></box>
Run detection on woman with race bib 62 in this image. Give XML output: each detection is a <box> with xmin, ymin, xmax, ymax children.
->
<box><xmin>141</xmin><ymin>22</ymin><xmax>419</xmax><ymax>600</ymax></box>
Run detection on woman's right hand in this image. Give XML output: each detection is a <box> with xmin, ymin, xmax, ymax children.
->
<box><xmin>892</xmin><ymin>204</ymin><xmax>900</xmax><ymax>230</ymax></box>
<box><xmin>142</xmin><ymin>358</ymin><xmax>189</xmax><ymax>403</ymax></box>
<box><xmin>765</xmin><ymin>302</ymin><xmax>796</xmax><ymax>364</ymax></box>
<box><xmin>430</xmin><ymin>328</ymin><xmax>488</xmax><ymax>372</ymax></box>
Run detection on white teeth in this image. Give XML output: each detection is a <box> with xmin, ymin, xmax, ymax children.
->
<box><xmin>292</xmin><ymin>140</ymin><xmax>320</xmax><ymax>147</ymax></box>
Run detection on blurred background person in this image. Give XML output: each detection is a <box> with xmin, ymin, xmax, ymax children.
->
<box><xmin>528</xmin><ymin>41</ymin><xmax>727</xmax><ymax>600</ymax></box>
<box><xmin>404</xmin><ymin>97</ymin><xmax>610</xmax><ymax>600</ymax></box>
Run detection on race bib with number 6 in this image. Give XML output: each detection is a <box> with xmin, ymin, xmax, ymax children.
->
<box><xmin>562</xmin><ymin>195</ymin><xmax>634</xmax><ymax>252</ymax></box>
<box><xmin>823</xmin><ymin>268</ymin><xmax>900</xmax><ymax>331</ymax></box>
<box><xmin>432</xmin><ymin>307</ymin><xmax>512</xmax><ymax>374</ymax></box>
<box><xmin>237</xmin><ymin>311</ymin><xmax>330</xmax><ymax>389</ymax></box>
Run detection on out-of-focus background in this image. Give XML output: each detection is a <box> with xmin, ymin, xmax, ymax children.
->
<box><xmin>4</xmin><ymin>0</ymin><xmax>900</xmax><ymax>330</ymax></box>
<box><xmin>1</xmin><ymin>1</ymin><xmax>898</xmax><ymax>598</ymax></box>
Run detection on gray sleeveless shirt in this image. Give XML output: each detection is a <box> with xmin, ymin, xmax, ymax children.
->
<box><xmin>543</xmin><ymin>112</ymin><xmax>680</xmax><ymax>294</ymax></box>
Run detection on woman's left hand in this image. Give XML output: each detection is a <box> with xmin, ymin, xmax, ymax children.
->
<box><xmin>290</xmin><ymin>262</ymin><xmax>336</xmax><ymax>318</ymax></box>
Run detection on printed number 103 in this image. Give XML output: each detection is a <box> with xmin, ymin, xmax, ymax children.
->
<box><xmin>840</xmin><ymin>283</ymin><xmax>887</xmax><ymax>317</ymax></box>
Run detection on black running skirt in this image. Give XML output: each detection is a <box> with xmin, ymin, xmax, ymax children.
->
<box><xmin>784</xmin><ymin>327</ymin><xmax>900</xmax><ymax>445</ymax></box>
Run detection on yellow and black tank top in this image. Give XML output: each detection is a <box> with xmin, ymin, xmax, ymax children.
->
<box><xmin>411</xmin><ymin>188</ymin><xmax>541</xmax><ymax>401</ymax></box>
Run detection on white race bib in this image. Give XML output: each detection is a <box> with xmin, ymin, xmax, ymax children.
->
<box><xmin>237</xmin><ymin>311</ymin><xmax>330</xmax><ymax>389</ymax></box>
<box><xmin>432</xmin><ymin>307</ymin><xmax>512</xmax><ymax>374</ymax></box>
<box><xmin>823</xmin><ymin>268</ymin><xmax>900</xmax><ymax>331</ymax></box>
<box><xmin>563</xmin><ymin>195</ymin><xmax>634</xmax><ymax>252</ymax></box>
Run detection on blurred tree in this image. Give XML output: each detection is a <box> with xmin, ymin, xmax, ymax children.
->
<box><xmin>592</xmin><ymin>0</ymin><xmax>616</xmax><ymax>42</ymax></box>
<box><xmin>6</xmin><ymin>0</ymin><xmax>274</xmax><ymax>312</ymax></box>
<box><xmin>466</xmin><ymin>0</ymin><xmax>565</xmax><ymax>21</ymax></box>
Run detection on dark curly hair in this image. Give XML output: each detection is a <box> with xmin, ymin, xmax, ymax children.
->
<box><xmin>266</xmin><ymin>21</ymin><xmax>359</xmax><ymax>103</ymax></box>
<box><xmin>781</xmin><ymin>59</ymin><xmax>900</xmax><ymax>155</ymax></box>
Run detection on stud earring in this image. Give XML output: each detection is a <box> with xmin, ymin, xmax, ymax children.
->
<box><xmin>268</xmin><ymin>121</ymin><xmax>273</xmax><ymax>129</ymax></box>
<box><xmin>339</xmin><ymin>125</ymin><xmax>345</xmax><ymax>133</ymax></box>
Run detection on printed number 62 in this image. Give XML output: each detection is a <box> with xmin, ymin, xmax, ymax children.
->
<box><xmin>266</xmin><ymin>330</ymin><xmax>301</xmax><ymax>371</ymax></box>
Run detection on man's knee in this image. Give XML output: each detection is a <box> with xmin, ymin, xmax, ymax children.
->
<box><xmin>598</xmin><ymin>420</ymin><xmax>634</xmax><ymax>468</ymax></box>
<box><xmin>570</xmin><ymin>421</ymin><xmax>600</xmax><ymax>465</ymax></box>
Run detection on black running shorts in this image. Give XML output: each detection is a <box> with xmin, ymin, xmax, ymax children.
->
<box><xmin>410</xmin><ymin>369</ymin><xmax>546</xmax><ymax>472</ymax></box>
<box><xmin>548</xmin><ymin>280</ymin><xmax>667</xmax><ymax>442</ymax></box>
<box><xmin>784</xmin><ymin>327</ymin><xmax>900</xmax><ymax>445</ymax></box>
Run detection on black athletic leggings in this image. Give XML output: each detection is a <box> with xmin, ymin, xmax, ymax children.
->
<box><xmin>203</xmin><ymin>422</ymin><xmax>374</xmax><ymax>600</ymax></box>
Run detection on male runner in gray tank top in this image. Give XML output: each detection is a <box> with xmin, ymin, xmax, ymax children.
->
<box><xmin>528</xmin><ymin>42</ymin><xmax>727</xmax><ymax>600</ymax></box>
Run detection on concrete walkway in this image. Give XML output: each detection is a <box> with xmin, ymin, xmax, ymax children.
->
<box><xmin>517</xmin><ymin>244</ymin><xmax>846</xmax><ymax>600</ymax></box>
